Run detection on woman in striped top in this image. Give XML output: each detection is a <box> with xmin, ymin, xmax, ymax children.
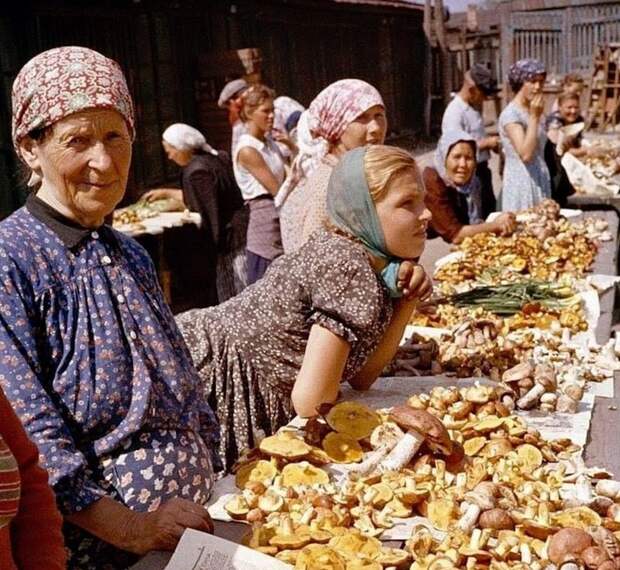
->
<box><xmin>0</xmin><ymin>387</ymin><xmax>66</xmax><ymax>569</ymax></box>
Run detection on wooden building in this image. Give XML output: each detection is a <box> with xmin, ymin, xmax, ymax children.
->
<box><xmin>0</xmin><ymin>0</ymin><xmax>426</xmax><ymax>219</ymax></box>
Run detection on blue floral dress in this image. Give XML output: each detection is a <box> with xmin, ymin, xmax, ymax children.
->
<box><xmin>499</xmin><ymin>101</ymin><xmax>551</xmax><ymax>211</ymax></box>
<box><xmin>0</xmin><ymin>196</ymin><xmax>221</xmax><ymax>569</ymax></box>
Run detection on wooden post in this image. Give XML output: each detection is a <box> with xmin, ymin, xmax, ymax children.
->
<box><xmin>434</xmin><ymin>0</ymin><xmax>452</xmax><ymax>106</ymax></box>
<box><xmin>423</xmin><ymin>0</ymin><xmax>433</xmax><ymax>136</ymax></box>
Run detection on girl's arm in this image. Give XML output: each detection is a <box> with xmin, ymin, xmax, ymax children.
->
<box><xmin>291</xmin><ymin>325</ymin><xmax>351</xmax><ymax>417</ymax></box>
<box><xmin>347</xmin><ymin>297</ymin><xmax>417</xmax><ymax>391</ymax></box>
<box><xmin>505</xmin><ymin>120</ymin><xmax>541</xmax><ymax>163</ymax></box>
<box><xmin>505</xmin><ymin>95</ymin><xmax>545</xmax><ymax>163</ymax></box>
<box><xmin>237</xmin><ymin>147</ymin><xmax>281</xmax><ymax>196</ymax></box>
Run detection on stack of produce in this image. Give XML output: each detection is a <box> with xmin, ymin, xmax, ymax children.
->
<box><xmin>222</xmin><ymin>397</ymin><xmax>620</xmax><ymax>569</ymax></box>
<box><xmin>112</xmin><ymin>197</ymin><xmax>184</xmax><ymax>227</ymax></box>
<box><xmin>434</xmin><ymin>201</ymin><xmax>602</xmax><ymax>293</ymax></box>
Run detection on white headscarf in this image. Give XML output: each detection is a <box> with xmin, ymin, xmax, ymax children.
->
<box><xmin>162</xmin><ymin>123</ymin><xmax>218</xmax><ymax>156</ymax></box>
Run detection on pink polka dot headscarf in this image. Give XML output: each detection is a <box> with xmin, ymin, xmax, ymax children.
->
<box><xmin>275</xmin><ymin>78</ymin><xmax>384</xmax><ymax>207</ymax></box>
<box><xmin>11</xmin><ymin>46</ymin><xmax>135</xmax><ymax>158</ymax></box>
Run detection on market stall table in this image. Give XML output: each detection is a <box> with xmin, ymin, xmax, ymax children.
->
<box><xmin>133</xmin><ymin>208</ymin><xmax>620</xmax><ymax>569</ymax></box>
<box><xmin>114</xmin><ymin>211</ymin><xmax>204</xmax><ymax>309</ymax></box>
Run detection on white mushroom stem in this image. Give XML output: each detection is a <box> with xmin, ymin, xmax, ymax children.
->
<box><xmin>347</xmin><ymin>444</ymin><xmax>392</xmax><ymax>476</ymax></box>
<box><xmin>457</xmin><ymin>502</ymin><xmax>482</xmax><ymax>533</ymax></box>
<box><xmin>575</xmin><ymin>475</ymin><xmax>595</xmax><ymax>505</ymax></box>
<box><xmin>379</xmin><ymin>429</ymin><xmax>425</xmax><ymax>472</ymax></box>
<box><xmin>520</xmin><ymin>543</ymin><xmax>532</xmax><ymax>564</ymax></box>
<box><xmin>596</xmin><ymin>479</ymin><xmax>620</xmax><ymax>500</ymax></box>
<box><xmin>516</xmin><ymin>382</ymin><xmax>547</xmax><ymax>409</ymax></box>
<box><xmin>558</xmin><ymin>562</ymin><xmax>579</xmax><ymax>570</ymax></box>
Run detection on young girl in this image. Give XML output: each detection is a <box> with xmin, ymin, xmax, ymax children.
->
<box><xmin>233</xmin><ymin>84</ymin><xmax>288</xmax><ymax>284</ymax></box>
<box><xmin>177</xmin><ymin>145</ymin><xmax>432</xmax><ymax>470</ymax></box>
<box><xmin>499</xmin><ymin>59</ymin><xmax>552</xmax><ymax>212</ymax></box>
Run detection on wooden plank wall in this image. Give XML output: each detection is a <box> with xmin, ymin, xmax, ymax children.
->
<box><xmin>0</xmin><ymin>1</ymin><xmax>425</xmax><ymax>218</ymax></box>
<box><xmin>233</xmin><ymin>1</ymin><xmax>425</xmax><ymax>141</ymax></box>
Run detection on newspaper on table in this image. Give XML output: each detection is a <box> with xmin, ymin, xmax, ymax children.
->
<box><xmin>164</xmin><ymin>529</ymin><xmax>292</xmax><ymax>570</ymax></box>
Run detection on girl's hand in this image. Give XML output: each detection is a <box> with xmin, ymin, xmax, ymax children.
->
<box><xmin>397</xmin><ymin>261</ymin><xmax>433</xmax><ymax>301</ymax></box>
<box><xmin>530</xmin><ymin>94</ymin><xmax>545</xmax><ymax>119</ymax></box>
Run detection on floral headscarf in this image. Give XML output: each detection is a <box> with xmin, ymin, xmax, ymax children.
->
<box><xmin>275</xmin><ymin>79</ymin><xmax>384</xmax><ymax>208</ymax></box>
<box><xmin>12</xmin><ymin>46</ymin><xmax>135</xmax><ymax>157</ymax></box>
<box><xmin>434</xmin><ymin>130</ymin><xmax>483</xmax><ymax>224</ymax></box>
<box><xmin>508</xmin><ymin>58</ymin><xmax>546</xmax><ymax>93</ymax></box>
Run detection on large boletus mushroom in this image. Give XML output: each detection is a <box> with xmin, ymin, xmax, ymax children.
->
<box><xmin>548</xmin><ymin>528</ymin><xmax>593</xmax><ymax>566</ymax></box>
<box><xmin>379</xmin><ymin>406</ymin><xmax>452</xmax><ymax>472</ymax></box>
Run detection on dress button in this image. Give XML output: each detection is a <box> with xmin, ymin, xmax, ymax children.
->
<box><xmin>129</xmin><ymin>331</ymin><xmax>137</xmax><ymax>340</ymax></box>
<box><xmin>117</xmin><ymin>294</ymin><xmax>125</xmax><ymax>304</ymax></box>
<box><xmin>91</xmin><ymin>231</ymin><xmax>99</xmax><ymax>239</ymax></box>
<box><xmin>101</xmin><ymin>255</ymin><xmax>112</xmax><ymax>265</ymax></box>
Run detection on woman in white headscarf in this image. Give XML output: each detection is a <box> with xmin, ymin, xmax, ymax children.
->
<box><xmin>144</xmin><ymin>123</ymin><xmax>248</xmax><ymax>303</ymax></box>
<box><xmin>423</xmin><ymin>130</ymin><xmax>516</xmax><ymax>244</ymax></box>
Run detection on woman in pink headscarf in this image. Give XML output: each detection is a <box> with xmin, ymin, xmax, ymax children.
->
<box><xmin>278</xmin><ymin>79</ymin><xmax>387</xmax><ymax>253</ymax></box>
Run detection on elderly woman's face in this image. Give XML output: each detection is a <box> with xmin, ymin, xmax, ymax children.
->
<box><xmin>22</xmin><ymin>109</ymin><xmax>131</xmax><ymax>227</ymax></box>
<box><xmin>162</xmin><ymin>141</ymin><xmax>193</xmax><ymax>167</ymax></box>
<box><xmin>340</xmin><ymin>105</ymin><xmax>387</xmax><ymax>151</ymax></box>
<box><xmin>375</xmin><ymin>168</ymin><xmax>431</xmax><ymax>259</ymax></box>
<box><xmin>445</xmin><ymin>142</ymin><xmax>476</xmax><ymax>186</ymax></box>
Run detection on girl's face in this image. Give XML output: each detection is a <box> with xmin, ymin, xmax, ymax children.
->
<box><xmin>247</xmin><ymin>99</ymin><xmax>275</xmax><ymax>133</ymax></box>
<box><xmin>445</xmin><ymin>142</ymin><xmax>476</xmax><ymax>186</ymax></box>
<box><xmin>339</xmin><ymin>105</ymin><xmax>387</xmax><ymax>150</ymax></box>
<box><xmin>559</xmin><ymin>98</ymin><xmax>581</xmax><ymax>124</ymax></box>
<box><xmin>375</xmin><ymin>167</ymin><xmax>432</xmax><ymax>260</ymax></box>
<box><xmin>521</xmin><ymin>74</ymin><xmax>546</xmax><ymax>101</ymax></box>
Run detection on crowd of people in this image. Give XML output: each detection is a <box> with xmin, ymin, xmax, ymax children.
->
<box><xmin>0</xmin><ymin>45</ymin><xmax>594</xmax><ymax>568</ymax></box>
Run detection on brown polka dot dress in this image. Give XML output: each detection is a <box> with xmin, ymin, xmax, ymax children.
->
<box><xmin>176</xmin><ymin>230</ymin><xmax>393</xmax><ymax>470</ymax></box>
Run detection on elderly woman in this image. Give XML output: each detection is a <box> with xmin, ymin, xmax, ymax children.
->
<box><xmin>278</xmin><ymin>78</ymin><xmax>387</xmax><ymax>253</ymax></box>
<box><xmin>499</xmin><ymin>58</ymin><xmax>552</xmax><ymax>211</ymax></box>
<box><xmin>0</xmin><ymin>46</ymin><xmax>219</xmax><ymax>568</ymax></box>
<box><xmin>178</xmin><ymin>145</ymin><xmax>432</xmax><ymax>470</ymax></box>
<box><xmin>424</xmin><ymin>130</ymin><xmax>516</xmax><ymax>243</ymax></box>
<box><xmin>0</xmin><ymin>386</ymin><xmax>66</xmax><ymax>569</ymax></box>
<box><xmin>144</xmin><ymin>123</ymin><xmax>247</xmax><ymax>303</ymax></box>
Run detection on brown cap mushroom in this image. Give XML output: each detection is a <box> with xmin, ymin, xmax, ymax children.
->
<box><xmin>379</xmin><ymin>407</ymin><xmax>452</xmax><ymax>472</ymax></box>
<box><xmin>548</xmin><ymin>528</ymin><xmax>593</xmax><ymax>565</ymax></box>
<box><xmin>389</xmin><ymin>406</ymin><xmax>452</xmax><ymax>455</ymax></box>
<box><xmin>581</xmin><ymin>546</ymin><xmax>611</xmax><ymax>569</ymax></box>
<box><xmin>478</xmin><ymin>508</ymin><xmax>515</xmax><ymax>530</ymax></box>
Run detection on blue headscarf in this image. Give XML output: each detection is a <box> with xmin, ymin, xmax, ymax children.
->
<box><xmin>326</xmin><ymin>146</ymin><xmax>403</xmax><ymax>298</ymax></box>
<box><xmin>434</xmin><ymin>130</ymin><xmax>483</xmax><ymax>224</ymax></box>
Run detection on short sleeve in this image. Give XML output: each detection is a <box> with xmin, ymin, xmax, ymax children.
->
<box><xmin>499</xmin><ymin>104</ymin><xmax>525</xmax><ymax>132</ymax></box>
<box><xmin>441</xmin><ymin>99</ymin><xmax>465</xmax><ymax>133</ymax></box>
<box><xmin>307</xmin><ymin>241</ymin><xmax>385</xmax><ymax>345</ymax></box>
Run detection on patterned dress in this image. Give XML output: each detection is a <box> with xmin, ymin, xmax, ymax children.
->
<box><xmin>279</xmin><ymin>155</ymin><xmax>338</xmax><ymax>253</ymax></box>
<box><xmin>176</xmin><ymin>230</ymin><xmax>394</xmax><ymax>470</ymax></box>
<box><xmin>0</xmin><ymin>196</ymin><xmax>220</xmax><ymax>569</ymax></box>
<box><xmin>499</xmin><ymin>101</ymin><xmax>551</xmax><ymax>211</ymax></box>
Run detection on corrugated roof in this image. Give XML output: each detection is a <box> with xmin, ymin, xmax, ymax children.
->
<box><xmin>332</xmin><ymin>0</ymin><xmax>424</xmax><ymax>11</ymax></box>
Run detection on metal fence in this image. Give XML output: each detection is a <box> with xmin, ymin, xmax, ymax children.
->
<box><xmin>502</xmin><ymin>2</ymin><xmax>620</xmax><ymax>78</ymax></box>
